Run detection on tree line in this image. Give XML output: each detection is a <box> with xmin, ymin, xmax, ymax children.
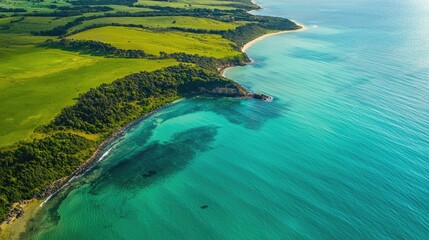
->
<box><xmin>0</xmin><ymin>7</ymin><xmax>27</xmax><ymax>12</ymax></box>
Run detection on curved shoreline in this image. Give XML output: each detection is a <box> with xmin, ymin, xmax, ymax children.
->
<box><xmin>242</xmin><ymin>21</ymin><xmax>307</xmax><ymax>52</ymax></box>
<box><xmin>222</xmin><ymin>21</ymin><xmax>307</xmax><ymax>78</ymax></box>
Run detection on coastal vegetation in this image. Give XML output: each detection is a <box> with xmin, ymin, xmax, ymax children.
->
<box><xmin>0</xmin><ymin>0</ymin><xmax>299</xmax><ymax>235</ymax></box>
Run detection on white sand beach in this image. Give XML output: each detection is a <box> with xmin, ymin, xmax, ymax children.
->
<box><xmin>242</xmin><ymin>21</ymin><xmax>307</xmax><ymax>52</ymax></box>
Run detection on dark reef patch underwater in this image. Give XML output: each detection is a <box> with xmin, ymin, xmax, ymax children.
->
<box><xmin>90</xmin><ymin>126</ymin><xmax>219</xmax><ymax>193</ymax></box>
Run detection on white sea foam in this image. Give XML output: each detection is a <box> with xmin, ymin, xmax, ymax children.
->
<box><xmin>39</xmin><ymin>195</ymin><xmax>52</xmax><ymax>207</ymax></box>
<box><xmin>98</xmin><ymin>146</ymin><xmax>113</xmax><ymax>162</ymax></box>
<box><xmin>39</xmin><ymin>147</ymin><xmax>114</xmax><ymax>207</ymax></box>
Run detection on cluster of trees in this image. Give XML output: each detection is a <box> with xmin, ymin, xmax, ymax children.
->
<box><xmin>47</xmin><ymin>5</ymin><xmax>114</xmax><ymax>14</ymax></box>
<box><xmin>68</xmin><ymin>0</ymin><xmax>137</xmax><ymax>6</ymax></box>
<box><xmin>48</xmin><ymin>5</ymin><xmax>113</xmax><ymax>11</ymax></box>
<box><xmin>222</xmin><ymin>23</ymin><xmax>268</xmax><ymax>48</ymax></box>
<box><xmin>0</xmin><ymin>7</ymin><xmax>27</xmax><ymax>12</ymax></box>
<box><xmin>249</xmin><ymin>15</ymin><xmax>298</xmax><ymax>30</ymax></box>
<box><xmin>9</xmin><ymin>17</ymin><xmax>25</xmax><ymax>24</ymax></box>
<box><xmin>163</xmin><ymin>52</ymin><xmax>249</xmax><ymax>71</ymax></box>
<box><xmin>41</xmin><ymin>39</ymin><xmax>149</xmax><ymax>58</ymax></box>
<box><xmin>137</xmin><ymin>6</ymin><xmax>244</xmax><ymax>20</ymax></box>
<box><xmin>0</xmin><ymin>65</ymin><xmax>246</xmax><ymax>222</ymax></box>
<box><xmin>219</xmin><ymin>3</ymin><xmax>258</xmax><ymax>11</ymax></box>
<box><xmin>167</xmin><ymin>26</ymin><xmax>223</xmax><ymax>34</ymax></box>
<box><xmin>66</xmin><ymin>23</ymin><xmax>225</xmax><ymax>37</ymax></box>
<box><xmin>24</xmin><ymin>6</ymin><xmax>113</xmax><ymax>17</ymax></box>
<box><xmin>0</xmin><ymin>133</ymin><xmax>96</xmax><ymax>221</ymax></box>
<box><xmin>33</xmin><ymin>17</ymin><xmax>86</xmax><ymax>35</ymax></box>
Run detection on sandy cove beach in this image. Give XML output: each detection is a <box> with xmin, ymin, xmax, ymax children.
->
<box><xmin>242</xmin><ymin>21</ymin><xmax>307</xmax><ymax>52</ymax></box>
<box><xmin>222</xmin><ymin>21</ymin><xmax>307</xmax><ymax>77</ymax></box>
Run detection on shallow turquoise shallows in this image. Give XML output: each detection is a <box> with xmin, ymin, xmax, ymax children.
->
<box><xmin>25</xmin><ymin>0</ymin><xmax>429</xmax><ymax>239</ymax></box>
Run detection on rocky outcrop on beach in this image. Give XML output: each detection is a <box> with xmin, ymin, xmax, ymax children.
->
<box><xmin>197</xmin><ymin>83</ymin><xmax>251</xmax><ymax>97</ymax></box>
<box><xmin>4</xmin><ymin>202</ymin><xmax>25</xmax><ymax>224</ymax></box>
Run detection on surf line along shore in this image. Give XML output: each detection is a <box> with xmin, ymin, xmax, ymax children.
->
<box><xmin>242</xmin><ymin>20</ymin><xmax>308</xmax><ymax>52</ymax></box>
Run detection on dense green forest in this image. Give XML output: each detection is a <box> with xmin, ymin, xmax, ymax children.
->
<box><xmin>0</xmin><ymin>0</ymin><xmax>299</xmax><ymax>224</ymax></box>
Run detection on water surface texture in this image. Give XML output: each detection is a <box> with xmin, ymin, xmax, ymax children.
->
<box><xmin>26</xmin><ymin>0</ymin><xmax>429</xmax><ymax>239</ymax></box>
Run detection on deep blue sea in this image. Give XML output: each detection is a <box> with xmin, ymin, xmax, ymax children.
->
<box><xmin>25</xmin><ymin>0</ymin><xmax>429</xmax><ymax>239</ymax></box>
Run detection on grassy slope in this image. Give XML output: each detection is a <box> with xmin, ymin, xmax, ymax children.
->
<box><xmin>69</xmin><ymin>16</ymin><xmax>246</xmax><ymax>32</ymax></box>
<box><xmin>0</xmin><ymin>44</ymin><xmax>178</xmax><ymax>146</ymax></box>
<box><xmin>68</xmin><ymin>26</ymin><xmax>242</xmax><ymax>57</ymax></box>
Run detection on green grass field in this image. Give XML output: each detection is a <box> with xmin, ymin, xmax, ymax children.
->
<box><xmin>0</xmin><ymin>44</ymin><xmax>178</xmax><ymax>146</ymax></box>
<box><xmin>69</xmin><ymin>16</ymin><xmax>246</xmax><ymax>33</ymax></box>
<box><xmin>68</xmin><ymin>26</ymin><xmax>241</xmax><ymax>58</ymax></box>
<box><xmin>0</xmin><ymin>33</ymin><xmax>49</xmax><ymax>50</ymax></box>
<box><xmin>0</xmin><ymin>0</ymin><xmax>68</xmax><ymax>16</ymax></box>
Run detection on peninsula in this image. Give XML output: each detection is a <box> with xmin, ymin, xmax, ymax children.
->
<box><xmin>0</xmin><ymin>0</ymin><xmax>301</xmax><ymax>238</ymax></box>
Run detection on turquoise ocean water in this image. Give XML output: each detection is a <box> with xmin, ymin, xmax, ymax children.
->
<box><xmin>24</xmin><ymin>0</ymin><xmax>429</xmax><ymax>239</ymax></box>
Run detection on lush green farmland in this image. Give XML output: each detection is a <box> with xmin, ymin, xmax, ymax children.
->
<box><xmin>0</xmin><ymin>45</ymin><xmax>178</xmax><ymax>146</ymax></box>
<box><xmin>68</xmin><ymin>26</ymin><xmax>242</xmax><ymax>57</ymax></box>
<box><xmin>69</xmin><ymin>16</ymin><xmax>246</xmax><ymax>33</ymax></box>
<box><xmin>0</xmin><ymin>33</ymin><xmax>48</xmax><ymax>48</ymax></box>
